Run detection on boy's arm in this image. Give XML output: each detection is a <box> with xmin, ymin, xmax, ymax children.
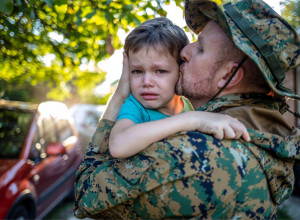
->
<box><xmin>109</xmin><ymin>111</ymin><xmax>250</xmax><ymax>158</ymax></box>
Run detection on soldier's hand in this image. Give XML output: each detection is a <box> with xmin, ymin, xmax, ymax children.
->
<box><xmin>115</xmin><ymin>51</ymin><xmax>131</xmax><ymax>99</ymax></box>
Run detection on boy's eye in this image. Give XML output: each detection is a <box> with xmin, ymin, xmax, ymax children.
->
<box><xmin>132</xmin><ymin>70</ymin><xmax>143</xmax><ymax>74</ymax></box>
<box><xmin>157</xmin><ymin>70</ymin><xmax>167</xmax><ymax>74</ymax></box>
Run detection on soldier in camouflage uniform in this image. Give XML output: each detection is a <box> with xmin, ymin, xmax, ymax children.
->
<box><xmin>74</xmin><ymin>0</ymin><xmax>300</xmax><ymax>218</ymax></box>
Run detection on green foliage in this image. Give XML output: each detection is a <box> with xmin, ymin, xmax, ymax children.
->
<box><xmin>0</xmin><ymin>0</ymin><xmax>174</xmax><ymax>103</ymax></box>
<box><xmin>84</xmin><ymin>93</ymin><xmax>111</xmax><ymax>105</ymax></box>
<box><xmin>0</xmin><ymin>0</ymin><xmax>249</xmax><ymax>104</ymax></box>
<box><xmin>0</xmin><ymin>79</ymin><xmax>32</xmax><ymax>101</ymax></box>
<box><xmin>280</xmin><ymin>0</ymin><xmax>300</xmax><ymax>28</ymax></box>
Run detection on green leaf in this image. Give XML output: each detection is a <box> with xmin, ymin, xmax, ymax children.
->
<box><xmin>123</xmin><ymin>4</ymin><xmax>134</xmax><ymax>11</ymax></box>
<box><xmin>85</xmin><ymin>10</ymin><xmax>96</xmax><ymax>19</ymax></box>
<box><xmin>30</xmin><ymin>9</ymin><xmax>36</xmax><ymax>19</ymax></box>
<box><xmin>43</xmin><ymin>0</ymin><xmax>55</xmax><ymax>7</ymax></box>
<box><xmin>56</xmin><ymin>0</ymin><xmax>68</xmax><ymax>6</ymax></box>
<box><xmin>75</xmin><ymin>9</ymin><xmax>83</xmax><ymax>26</ymax></box>
<box><xmin>0</xmin><ymin>0</ymin><xmax>14</xmax><ymax>15</ymax></box>
<box><xmin>16</xmin><ymin>0</ymin><xmax>23</xmax><ymax>7</ymax></box>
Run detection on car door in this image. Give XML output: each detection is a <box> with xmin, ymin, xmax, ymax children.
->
<box><xmin>55</xmin><ymin>117</ymin><xmax>81</xmax><ymax>191</ymax></box>
<box><xmin>29</xmin><ymin>114</ymin><xmax>66</xmax><ymax>216</ymax></box>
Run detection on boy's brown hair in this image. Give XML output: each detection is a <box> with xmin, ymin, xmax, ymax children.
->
<box><xmin>124</xmin><ymin>17</ymin><xmax>189</xmax><ymax>65</ymax></box>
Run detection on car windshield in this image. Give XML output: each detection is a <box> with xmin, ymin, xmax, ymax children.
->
<box><xmin>0</xmin><ymin>109</ymin><xmax>34</xmax><ymax>159</ymax></box>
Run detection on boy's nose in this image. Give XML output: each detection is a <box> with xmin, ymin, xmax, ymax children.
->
<box><xmin>142</xmin><ymin>73</ymin><xmax>154</xmax><ymax>87</ymax></box>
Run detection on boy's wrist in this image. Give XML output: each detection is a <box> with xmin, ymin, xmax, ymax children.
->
<box><xmin>178</xmin><ymin>112</ymin><xmax>199</xmax><ymax>131</ymax></box>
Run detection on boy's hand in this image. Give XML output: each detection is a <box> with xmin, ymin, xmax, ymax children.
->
<box><xmin>193</xmin><ymin>112</ymin><xmax>250</xmax><ymax>142</ymax></box>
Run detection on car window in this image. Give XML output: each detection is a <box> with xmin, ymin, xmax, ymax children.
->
<box><xmin>85</xmin><ymin>111</ymin><xmax>101</xmax><ymax>128</ymax></box>
<box><xmin>56</xmin><ymin>119</ymin><xmax>73</xmax><ymax>142</ymax></box>
<box><xmin>42</xmin><ymin>115</ymin><xmax>58</xmax><ymax>145</ymax></box>
<box><xmin>36</xmin><ymin>116</ymin><xmax>48</xmax><ymax>159</ymax></box>
<box><xmin>0</xmin><ymin>109</ymin><xmax>34</xmax><ymax>159</ymax></box>
<box><xmin>29</xmin><ymin>132</ymin><xmax>43</xmax><ymax>162</ymax></box>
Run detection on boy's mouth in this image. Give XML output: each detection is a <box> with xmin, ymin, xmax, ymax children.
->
<box><xmin>140</xmin><ymin>93</ymin><xmax>158</xmax><ymax>100</ymax></box>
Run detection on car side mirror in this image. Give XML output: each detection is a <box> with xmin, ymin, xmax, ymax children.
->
<box><xmin>46</xmin><ymin>143</ymin><xmax>66</xmax><ymax>156</ymax></box>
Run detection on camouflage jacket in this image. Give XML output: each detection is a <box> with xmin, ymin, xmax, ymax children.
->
<box><xmin>74</xmin><ymin>93</ymin><xmax>300</xmax><ymax>219</ymax></box>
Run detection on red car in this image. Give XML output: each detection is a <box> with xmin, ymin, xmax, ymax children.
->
<box><xmin>0</xmin><ymin>100</ymin><xmax>82</xmax><ymax>219</ymax></box>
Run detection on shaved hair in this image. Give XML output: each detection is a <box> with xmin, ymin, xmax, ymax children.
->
<box><xmin>217</xmin><ymin>30</ymin><xmax>269</xmax><ymax>92</ymax></box>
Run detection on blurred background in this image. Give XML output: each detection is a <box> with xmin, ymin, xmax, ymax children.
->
<box><xmin>0</xmin><ymin>0</ymin><xmax>299</xmax><ymax>219</ymax></box>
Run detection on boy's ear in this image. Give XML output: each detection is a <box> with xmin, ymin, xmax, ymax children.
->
<box><xmin>217</xmin><ymin>61</ymin><xmax>244</xmax><ymax>89</ymax></box>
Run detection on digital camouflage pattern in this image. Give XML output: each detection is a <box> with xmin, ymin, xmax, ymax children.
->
<box><xmin>73</xmin><ymin>0</ymin><xmax>300</xmax><ymax>218</ymax></box>
<box><xmin>185</xmin><ymin>0</ymin><xmax>300</xmax><ymax>100</ymax></box>
<box><xmin>74</xmin><ymin>93</ymin><xmax>300</xmax><ymax>219</ymax></box>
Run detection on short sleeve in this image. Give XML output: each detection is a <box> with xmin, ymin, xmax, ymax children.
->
<box><xmin>117</xmin><ymin>94</ymin><xmax>145</xmax><ymax>124</ymax></box>
<box><xmin>181</xmin><ymin>96</ymin><xmax>194</xmax><ymax>112</ymax></box>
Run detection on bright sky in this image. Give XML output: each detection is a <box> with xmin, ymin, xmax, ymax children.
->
<box><xmin>95</xmin><ymin>0</ymin><xmax>283</xmax><ymax>95</ymax></box>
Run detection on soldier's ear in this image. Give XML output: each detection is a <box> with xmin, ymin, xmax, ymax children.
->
<box><xmin>217</xmin><ymin>61</ymin><xmax>244</xmax><ymax>89</ymax></box>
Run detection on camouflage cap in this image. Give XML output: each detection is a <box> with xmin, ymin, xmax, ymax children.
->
<box><xmin>185</xmin><ymin>0</ymin><xmax>300</xmax><ymax>100</ymax></box>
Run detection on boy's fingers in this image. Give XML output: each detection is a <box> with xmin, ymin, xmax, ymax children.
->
<box><xmin>223</xmin><ymin>126</ymin><xmax>235</xmax><ymax>140</ymax></box>
<box><xmin>242</xmin><ymin>128</ymin><xmax>251</xmax><ymax>142</ymax></box>
<box><xmin>238</xmin><ymin>123</ymin><xmax>250</xmax><ymax>142</ymax></box>
<box><xmin>234</xmin><ymin>129</ymin><xmax>243</xmax><ymax>139</ymax></box>
<box><xmin>230</xmin><ymin>121</ymin><xmax>251</xmax><ymax>142</ymax></box>
<box><xmin>211</xmin><ymin>127</ymin><xmax>224</xmax><ymax>140</ymax></box>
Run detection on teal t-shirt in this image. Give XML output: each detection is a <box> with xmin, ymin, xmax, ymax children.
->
<box><xmin>117</xmin><ymin>94</ymin><xmax>194</xmax><ymax>124</ymax></box>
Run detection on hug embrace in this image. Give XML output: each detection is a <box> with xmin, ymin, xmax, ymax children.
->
<box><xmin>74</xmin><ymin>0</ymin><xmax>300</xmax><ymax>219</ymax></box>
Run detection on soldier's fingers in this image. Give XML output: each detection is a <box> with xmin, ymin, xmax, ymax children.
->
<box><xmin>123</xmin><ymin>51</ymin><xmax>128</xmax><ymax>64</ymax></box>
<box><xmin>122</xmin><ymin>52</ymin><xmax>129</xmax><ymax>73</ymax></box>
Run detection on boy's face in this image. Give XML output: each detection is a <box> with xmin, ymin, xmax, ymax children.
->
<box><xmin>128</xmin><ymin>46</ymin><xmax>180</xmax><ymax>113</ymax></box>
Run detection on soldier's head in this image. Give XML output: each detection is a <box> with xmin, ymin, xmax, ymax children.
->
<box><xmin>176</xmin><ymin>0</ymin><xmax>300</xmax><ymax>109</ymax></box>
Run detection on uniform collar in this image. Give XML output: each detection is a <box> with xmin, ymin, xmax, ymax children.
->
<box><xmin>197</xmin><ymin>93</ymin><xmax>289</xmax><ymax>114</ymax></box>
